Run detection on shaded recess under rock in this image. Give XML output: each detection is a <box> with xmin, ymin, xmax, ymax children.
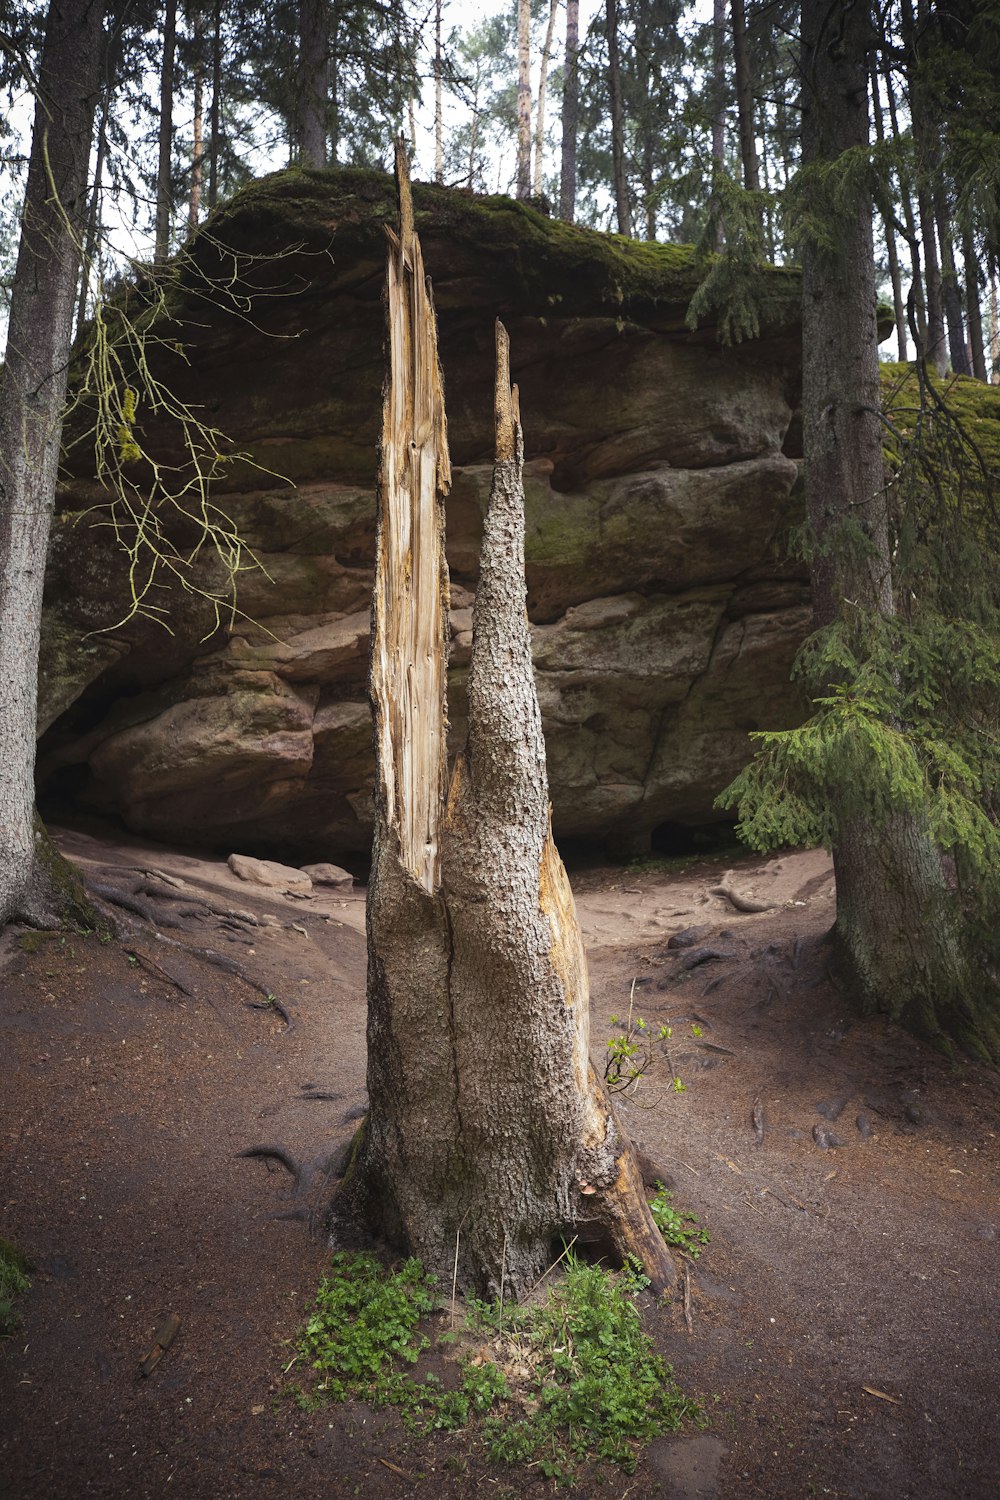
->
<box><xmin>38</xmin><ymin>167</ymin><xmax>810</xmax><ymax>863</ymax></box>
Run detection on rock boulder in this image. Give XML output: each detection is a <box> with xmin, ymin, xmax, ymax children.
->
<box><xmin>38</xmin><ymin>168</ymin><xmax>809</xmax><ymax>861</ymax></box>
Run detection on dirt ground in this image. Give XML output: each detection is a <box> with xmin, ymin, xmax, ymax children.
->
<box><xmin>1</xmin><ymin>826</ymin><xmax>998</xmax><ymax>1500</ymax></box>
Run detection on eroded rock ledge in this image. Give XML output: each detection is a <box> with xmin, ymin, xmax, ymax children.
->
<box><xmin>39</xmin><ymin>168</ymin><xmax>808</xmax><ymax>862</ymax></box>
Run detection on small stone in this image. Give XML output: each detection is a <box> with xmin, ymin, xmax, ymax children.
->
<box><xmin>228</xmin><ymin>854</ymin><xmax>313</xmax><ymax>893</ymax></box>
<box><xmin>816</xmin><ymin>1093</ymin><xmax>850</xmax><ymax>1122</ymax></box>
<box><xmin>300</xmin><ymin>862</ymin><xmax>354</xmax><ymax>890</ymax></box>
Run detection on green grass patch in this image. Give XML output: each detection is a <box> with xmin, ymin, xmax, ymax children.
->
<box><xmin>0</xmin><ymin>1236</ymin><xmax>31</xmax><ymax>1337</ymax></box>
<box><xmin>290</xmin><ymin>1249</ymin><xmax>703</xmax><ymax>1484</ymax></box>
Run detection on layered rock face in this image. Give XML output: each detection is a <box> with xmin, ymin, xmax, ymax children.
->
<box><xmin>39</xmin><ymin>169</ymin><xmax>808</xmax><ymax>862</ymax></box>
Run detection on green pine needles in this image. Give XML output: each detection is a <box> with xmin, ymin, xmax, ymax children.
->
<box><xmin>719</xmin><ymin>369</ymin><xmax>1000</xmax><ymax>1057</ymax></box>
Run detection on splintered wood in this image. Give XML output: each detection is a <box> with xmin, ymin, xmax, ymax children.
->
<box><xmin>371</xmin><ymin>138</ymin><xmax>451</xmax><ymax>893</ymax></box>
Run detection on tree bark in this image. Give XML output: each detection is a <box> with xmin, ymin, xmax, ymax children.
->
<box><xmin>76</xmin><ymin>81</ymin><xmax>109</xmax><ymax>337</ymax></box>
<box><xmin>155</xmin><ymin>0</ymin><xmax>176</xmax><ymax>260</ymax></box>
<box><xmin>188</xmin><ymin>5</ymin><xmax>205</xmax><ymax>234</ymax></box>
<box><xmin>559</xmin><ymin>0</ymin><xmax>579</xmax><ymax>222</ymax></box>
<box><xmin>869</xmin><ymin>62</ymin><xmax>907</xmax><ymax>361</ymax></box>
<box><xmin>341</xmin><ymin>143</ymin><xmax>674</xmax><ymax>1299</ymax></box>
<box><xmin>731</xmin><ymin>0</ymin><xmax>758</xmax><ymax>191</ymax></box>
<box><xmin>533</xmin><ymin>0</ymin><xmax>559</xmax><ymax>197</ymax></box>
<box><xmin>606</xmin><ymin>0</ymin><xmax>630</xmax><ymax>235</ymax></box>
<box><xmin>516</xmin><ymin>0</ymin><xmax>531</xmax><ymax>199</ymax></box>
<box><xmin>882</xmin><ymin>60</ymin><xmax>926</xmax><ymax>349</ymax></box>
<box><xmin>296</xmin><ymin>0</ymin><xmax>327</xmax><ymax>169</ymax></box>
<box><xmin>936</xmin><ymin>190</ymin><xmax>969</xmax><ymax>375</ymax></box>
<box><xmin>208</xmin><ymin>0</ymin><xmax>221</xmax><ymax>209</ymax></box>
<box><xmin>918</xmin><ymin>186</ymin><xmax>947</xmax><ymax>374</ymax></box>
<box><xmin>0</xmin><ymin>0</ymin><xmax>105</xmax><ymax>927</ymax></box>
<box><xmin>712</xmin><ymin>0</ymin><xmax>726</xmax><ymax>168</ymax></box>
<box><xmin>434</xmin><ymin>0</ymin><xmax>443</xmax><ymax>185</ymax></box>
<box><xmin>990</xmin><ymin>265</ymin><xmax>999</xmax><ymax>381</ymax></box>
<box><xmin>800</xmin><ymin>0</ymin><xmax>974</xmax><ymax>1045</ymax></box>
<box><xmin>963</xmin><ymin>226</ymin><xmax>986</xmax><ymax>382</ymax></box>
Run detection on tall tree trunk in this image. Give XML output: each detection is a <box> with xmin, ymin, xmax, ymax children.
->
<box><xmin>155</xmin><ymin>0</ymin><xmax>177</xmax><ymax>261</ymax></box>
<box><xmin>188</xmin><ymin>6</ymin><xmax>204</xmax><ymax>234</ymax></box>
<box><xmin>936</xmin><ymin>191</ymin><xmax>969</xmax><ymax>375</ymax></box>
<box><xmin>606</xmin><ymin>0</ymin><xmax>630</xmax><ymax>235</ymax></box>
<box><xmin>434</xmin><ymin>0</ymin><xmax>443</xmax><ymax>184</ymax></box>
<box><xmin>731</xmin><ymin>0</ymin><xmax>758</xmax><ymax>191</ymax></box>
<box><xmin>559</xmin><ymin>0</ymin><xmax>579</xmax><ymax>221</ymax></box>
<box><xmin>882</xmin><ymin>60</ymin><xmax>926</xmax><ymax>348</ymax></box>
<box><xmin>296</xmin><ymin>0</ymin><xmax>327</xmax><ymax>168</ymax></box>
<box><xmin>533</xmin><ymin>0</ymin><xmax>559</xmax><ymax>197</ymax></box>
<box><xmin>869</xmin><ymin>62</ymin><xmax>906</xmax><ymax>361</ymax></box>
<box><xmin>76</xmin><ymin>84</ymin><xmax>109</xmax><ymax>337</ymax></box>
<box><xmin>0</xmin><ymin>0</ymin><xmax>105</xmax><ymax>926</ymax></box>
<box><xmin>516</xmin><ymin>0</ymin><xmax>531</xmax><ymax>198</ymax></box>
<box><xmin>711</xmin><ymin>0</ymin><xmax>726</xmax><ymax>168</ymax></box>
<box><xmin>340</xmin><ymin>143</ymin><xmax>674</xmax><ymax>1299</ymax></box>
<box><xmin>208</xmin><ymin>0</ymin><xmax>221</xmax><ymax>209</ymax></box>
<box><xmin>800</xmin><ymin>0</ymin><xmax>972</xmax><ymax>1043</ymax></box>
<box><xmin>962</xmin><ymin>227</ymin><xmax>986</xmax><ymax>382</ymax></box>
<box><xmin>918</xmin><ymin>187</ymin><xmax>947</xmax><ymax>374</ymax></box>
<box><xmin>990</xmin><ymin>266</ymin><xmax>999</xmax><ymax>381</ymax></box>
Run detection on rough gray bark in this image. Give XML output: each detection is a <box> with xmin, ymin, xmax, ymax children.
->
<box><xmin>963</xmin><ymin>227</ymin><xmax>987</xmax><ymax>382</ymax></box>
<box><xmin>0</xmin><ymin>0</ymin><xmax>105</xmax><ymax>927</ymax></box>
<box><xmin>711</xmin><ymin>0</ymin><xmax>726</xmax><ymax>168</ymax></box>
<box><xmin>870</xmin><ymin>62</ymin><xmax>907</xmax><ymax>362</ymax></box>
<box><xmin>296</xmin><ymin>0</ymin><xmax>328</xmax><ymax>169</ymax></box>
<box><xmin>208</xmin><ymin>0</ymin><xmax>221</xmax><ymax>208</ymax></box>
<box><xmin>800</xmin><ymin>0</ymin><xmax>972</xmax><ymax>1043</ymax></box>
<box><xmin>155</xmin><ymin>0</ymin><xmax>177</xmax><ymax>260</ymax></box>
<box><xmin>936</xmin><ymin>191</ymin><xmax>969</xmax><ymax>376</ymax></box>
<box><xmin>516</xmin><ymin>0</ymin><xmax>531</xmax><ymax>199</ymax></box>
<box><xmin>731</xmin><ymin>0</ymin><xmax>759</xmax><ymax>192</ymax></box>
<box><xmin>559</xmin><ymin>0</ymin><xmax>580</xmax><ymax>222</ymax></box>
<box><xmin>606</xmin><ymin>0</ymin><xmax>630</xmax><ymax>236</ymax></box>
<box><xmin>342</xmin><ymin>144</ymin><xmax>674</xmax><ymax>1298</ymax></box>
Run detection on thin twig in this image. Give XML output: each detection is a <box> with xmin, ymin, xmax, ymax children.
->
<box><xmin>451</xmin><ymin>1207</ymin><xmax>472</xmax><ymax>1330</ymax></box>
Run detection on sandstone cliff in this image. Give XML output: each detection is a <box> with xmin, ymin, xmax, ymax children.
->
<box><xmin>39</xmin><ymin>168</ymin><xmax>809</xmax><ymax>862</ymax></box>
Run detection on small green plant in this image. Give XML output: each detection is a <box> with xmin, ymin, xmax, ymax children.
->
<box><xmin>297</xmin><ymin>1251</ymin><xmax>437</xmax><ymax>1404</ymax></box>
<box><xmin>605</xmin><ymin>982</ymin><xmax>701</xmax><ymax>1098</ymax></box>
<box><xmin>0</xmin><ymin>1236</ymin><xmax>31</xmax><ymax>1337</ymax></box>
<box><xmin>291</xmin><ymin>1249</ymin><xmax>703</xmax><ymax>1481</ymax></box>
<box><xmin>648</xmin><ymin>1185</ymin><xmax>710</xmax><ymax>1259</ymax></box>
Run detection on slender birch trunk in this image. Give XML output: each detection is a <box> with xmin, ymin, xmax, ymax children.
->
<box><xmin>533</xmin><ymin>0</ymin><xmax>559</xmax><ymax>197</ymax></box>
<box><xmin>559</xmin><ymin>0</ymin><xmax>579</xmax><ymax>221</ymax></box>
<box><xmin>340</xmin><ymin>144</ymin><xmax>674</xmax><ymax>1298</ymax></box>
<box><xmin>516</xmin><ymin>0</ymin><xmax>531</xmax><ymax>198</ymax></box>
